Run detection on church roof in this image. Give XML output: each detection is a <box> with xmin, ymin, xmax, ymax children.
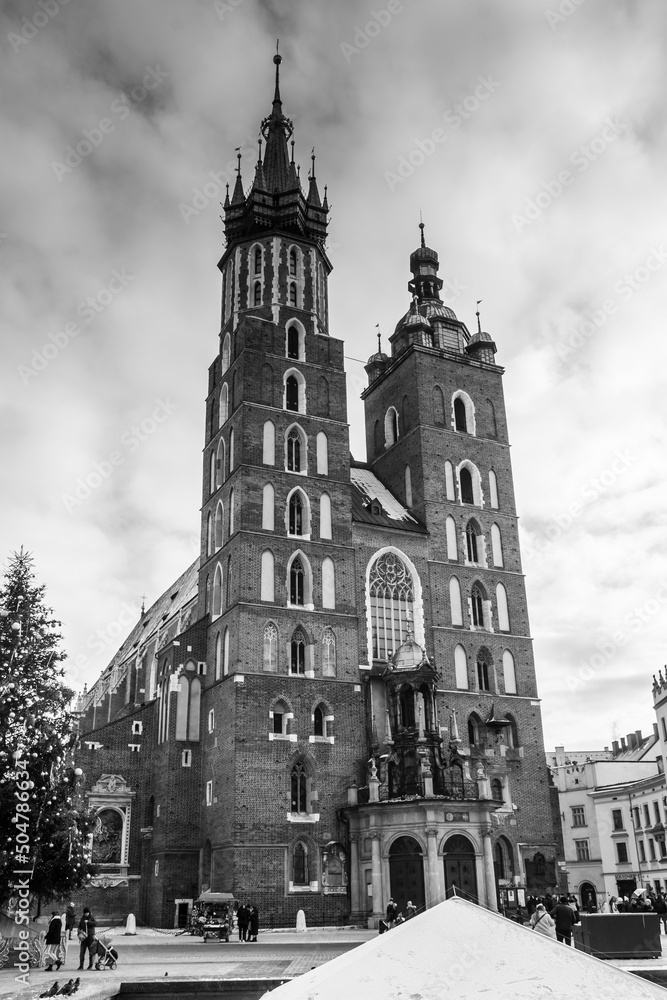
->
<box><xmin>262</xmin><ymin>896</ymin><xmax>666</xmax><ymax>1000</ymax></box>
<box><xmin>350</xmin><ymin>466</ymin><xmax>426</xmax><ymax>534</ymax></box>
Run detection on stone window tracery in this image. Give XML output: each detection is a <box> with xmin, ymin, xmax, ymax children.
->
<box><xmin>369</xmin><ymin>551</ymin><xmax>414</xmax><ymax>660</ymax></box>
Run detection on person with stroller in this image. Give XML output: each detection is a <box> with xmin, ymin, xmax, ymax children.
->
<box><xmin>77</xmin><ymin>908</ymin><xmax>97</xmax><ymax>970</ymax></box>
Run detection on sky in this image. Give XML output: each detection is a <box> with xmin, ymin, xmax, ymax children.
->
<box><xmin>2</xmin><ymin>0</ymin><xmax>667</xmax><ymax>752</ymax></box>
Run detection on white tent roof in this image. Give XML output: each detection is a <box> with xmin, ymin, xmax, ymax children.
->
<box><xmin>262</xmin><ymin>898</ymin><xmax>665</xmax><ymax>1000</ymax></box>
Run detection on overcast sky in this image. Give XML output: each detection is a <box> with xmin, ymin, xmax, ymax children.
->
<box><xmin>2</xmin><ymin>0</ymin><xmax>667</xmax><ymax>751</ymax></box>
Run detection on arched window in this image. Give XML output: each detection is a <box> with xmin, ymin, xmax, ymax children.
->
<box><xmin>228</xmin><ymin>428</ymin><xmax>235</xmax><ymax>474</ymax></box>
<box><xmin>449</xmin><ymin>577</ymin><xmax>463</xmax><ymax>626</ymax></box>
<box><xmin>263</xmin><ymin>420</ymin><xmax>275</xmax><ymax>465</ymax></box>
<box><xmin>223</xmin><ymin>627</ymin><xmax>229</xmax><ymax>677</ymax></box>
<box><xmin>226</xmin><ymin>555</ymin><xmax>232</xmax><ymax>606</ymax></box>
<box><xmin>460</xmin><ymin>467</ymin><xmax>474</xmax><ymax>504</ymax></box>
<box><xmin>446</xmin><ymin>516</ymin><xmax>458</xmax><ymax>560</ymax></box>
<box><xmin>254</xmin><ymin>245</ymin><xmax>262</xmax><ymax>275</ymax></box>
<box><xmin>454</xmin><ymin>644</ymin><xmax>468</xmax><ymax>689</ymax></box>
<box><xmin>444</xmin><ymin>461</ymin><xmax>455</xmax><ymax>501</ymax></box>
<box><xmin>214</xmin><ymin>501</ymin><xmax>223</xmax><ymax>549</ymax></box>
<box><xmin>384</xmin><ymin>406</ymin><xmax>399</xmax><ymax>447</ymax></box>
<box><xmin>262</xmin><ymin>483</ymin><xmax>275</xmax><ymax>531</ymax></box>
<box><xmin>314</xmin><ymin>705</ymin><xmax>325</xmax><ymax>737</ymax></box>
<box><xmin>433</xmin><ymin>385</ymin><xmax>445</xmax><ymax>426</ymax></box>
<box><xmin>491</xmin><ymin>778</ymin><xmax>504</xmax><ymax>803</ymax></box>
<box><xmin>286</xmin><ymin>427</ymin><xmax>305</xmax><ymax>472</ymax></box>
<box><xmin>369</xmin><ymin>551</ymin><xmax>415</xmax><ymax>660</ymax></box>
<box><xmin>293</xmin><ymin>842</ymin><xmax>308</xmax><ymax>885</ymax></box>
<box><xmin>290</xmin><ymin>628</ymin><xmax>307</xmax><ymax>674</ymax></box>
<box><xmin>289</xmin><ymin>282</ymin><xmax>297</xmax><ymax>307</ymax></box>
<box><xmin>496</xmin><ymin>583</ymin><xmax>510</xmax><ymax>632</ymax></box>
<box><xmin>477</xmin><ymin>650</ymin><xmax>492</xmax><ymax>691</ymax></box>
<box><xmin>228</xmin><ymin>487</ymin><xmax>235</xmax><ymax>535</ymax></box>
<box><xmin>316</xmin><ymin>431</ymin><xmax>328</xmax><ymax>475</ymax></box>
<box><xmin>209</xmin><ymin>450</ymin><xmax>216</xmax><ymax>496</ymax></box>
<box><xmin>263</xmin><ymin>622</ymin><xmax>278</xmax><ymax>671</ymax></box>
<box><xmin>206</xmin><ymin>511</ymin><xmax>212</xmax><ymax>557</ymax></box>
<box><xmin>291</xmin><ymin>763</ymin><xmax>308</xmax><ymax>812</ymax></box>
<box><xmin>287</xmin><ymin>324</ymin><xmax>299</xmax><ymax>359</ymax></box>
<box><xmin>260</xmin><ymin>550</ymin><xmax>275</xmax><ymax>602</ymax></box>
<box><xmin>404</xmin><ymin>465</ymin><xmax>413</xmax><ymax>507</ymax></box>
<box><xmin>284</xmin><ymin>372</ymin><xmax>305</xmax><ymax>413</ymax></box>
<box><xmin>215</xmin><ymin>631</ymin><xmax>222</xmax><ymax>680</ymax></box>
<box><xmin>221</xmin><ymin>334</ymin><xmax>231</xmax><ymax>374</ymax></box>
<box><xmin>454</xmin><ymin>397</ymin><xmax>467</xmax><ymax>432</ymax></box>
<box><xmin>489</xmin><ymin>470</ymin><xmax>499</xmax><ymax>509</ymax></box>
<box><xmin>188</xmin><ymin>677</ymin><xmax>201</xmax><ymax>741</ymax></box>
<box><xmin>290</xmin><ymin>556</ymin><xmax>305</xmax><ymax>606</ymax></box>
<box><xmin>491</xmin><ymin>524</ymin><xmax>503</xmax><ymax>567</ymax></box>
<box><xmin>468</xmin><ymin>713</ymin><xmax>481</xmax><ymax>746</ymax></box>
<box><xmin>289</xmin><ymin>247</ymin><xmax>298</xmax><ymax>277</ymax></box>
<box><xmin>253</xmin><ymin>281</ymin><xmax>262</xmax><ymax>306</ymax></box>
<box><xmin>216</xmin><ymin>438</ymin><xmax>225</xmax><ymax>488</ymax></box>
<box><xmin>319</xmin><ymin>493</ymin><xmax>332</xmax><ymax>539</ymax></box>
<box><xmin>453</xmin><ymin>391</ymin><xmax>475</xmax><ymax>434</ymax></box>
<box><xmin>503</xmin><ymin>650</ymin><xmax>517</xmax><ymax>694</ymax></box>
<box><xmin>505</xmin><ymin>713</ymin><xmax>519</xmax><ymax>748</ymax></box>
<box><xmin>466</xmin><ymin>520</ymin><xmax>482</xmax><ymax>563</ymax></box>
<box><xmin>322</xmin><ymin>556</ymin><xmax>335</xmax><ymax>609</ymax></box>
<box><xmin>175</xmin><ymin>677</ymin><xmax>189</xmax><ymax>740</ymax></box>
<box><xmin>219</xmin><ymin>383</ymin><xmax>228</xmax><ymax>426</ymax></box>
<box><xmin>470</xmin><ymin>583</ymin><xmax>485</xmax><ymax>628</ymax></box>
<box><xmin>212</xmin><ymin>563</ymin><xmax>223</xmax><ymax>618</ymax></box>
<box><xmin>322</xmin><ymin>628</ymin><xmax>336</xmax><ymax>676</ymax></box>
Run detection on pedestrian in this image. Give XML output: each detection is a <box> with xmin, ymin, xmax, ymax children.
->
<box><xmin>248</xmin><ymin>905</ymin><xmax>259</xmax><ymax>942</ymax></box>
<box><xmin>405</xmin><ymin>900</ymin><xmax>417</xmax><ymax>919</ymax></box>
<box><xmin>65</xmin><ymin>903</ymin><xmax>76</xmax><ymax>941</ymax></box>
<box><xmin>77</xmin><ymin>907</ymin><xmax>97</xmax><ymax>970</ymax></box>
<box><xmin>386</xmin><ymin>898</ymin><xmax>398</xmax><ymax>928</ymax></box>
<box><xmin>58</xmin><ymin>908</ymin><xmax>68</xmax><ymax>969</ymax></box>
<box><xmin>567</xmin><ymin>895</ymin><xmax>580</xmax><ymax>924</ymax></box>
<box><xmin>529</xmin><ymin>903</ymin><xmax>557</xmax><ymax>939</ymax></box>
<box><xmin>655</xmin><ymin>893</ymin><xmax>667</xmax><ymax>932</ymax></box>
<box><xmin>553</xmin><ymin>896</ymin><xmax>576</xmax><ymax>946</ymax></box>
<box><xmin>45</xmin><ymin>912</ymin><xmax>63</xmax><ymax>972</ymax></box>
<box><xmin>236</xmin><ymin>902</ymin><xmax>249</xmax><ymax>942</ymax></box>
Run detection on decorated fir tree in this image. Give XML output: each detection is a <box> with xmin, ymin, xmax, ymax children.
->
<box><xmin>0</xmin><ymin>548</ymin><xmax>96</xmax><ymax>910</ymax></box>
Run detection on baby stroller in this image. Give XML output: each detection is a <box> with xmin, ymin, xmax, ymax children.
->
<box><xmin>94</xmin><ymin>934</ymin><xmax>119</xmax><ymax>970</ymax></box>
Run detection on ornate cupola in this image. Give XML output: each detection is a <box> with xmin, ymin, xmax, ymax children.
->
<box><xmin>222</xmin><ymin>50</ymin><xmax>329</xmax><ymax>248</ymax></box>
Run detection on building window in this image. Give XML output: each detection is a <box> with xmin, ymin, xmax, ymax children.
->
<box><xmin>655</xmin><ymin>802</ymin><xmax>662</xmax><ymax>824</ymax></box>
<box><xmin>322</xmin><ymin>628</ymin><xmax>336</xmax><ymax>677</ymax></box>
<box><xmin>471</xmin><ymin>585</ymin><xmax>485</xmax><ymax>627</ymax></box>
<box><xmin>477</xmin><ymin>656</ymin><xmax>490</xmax><ymax>691</ymax></box>
<box><xmin>634</xmin><ymin>806</ymin><xmax>641</xmax><ymax>828</ymax></box>
<box><xmin>272</xmin><ymin>700</ymin><xmax>288</xmax><ymax>736</ymax></box>
<box><xmin>454</xmin><ymin>396</ymin><xmax>467</xmax><ymax>431</ymax></box>
<box><xmin>221</xmin><ymin>333</ymin><xmax>231</xmax><ymax>374</ymax></box>
<box><xmin>449</xmin><ymin>576</ymin><xmax>463</xmax><ymax>626</ymax></box>
<box><xmin>286</xmin><ymin>374</ymin><xmax>299</xmax><ymax>411</ymax></box>
<box><xmin>263</xmin><ymin>622</ymin><xmax>278</xmax><ymax>672</ymax></box>
<box><xmin>465</xmin><ymin>520</ymin><xmax>481</xmax><ymax>563</ymax></box>
<box><xmin>369</xmin><ymin>551</ymin><xmax>415</xmax><ymax>660</ymax></box>
<box><xmin>206</xmin><ymin>781</ymin><xmax>213</xmax><ymax>806</ymax></box>
<box><xmin>254</xmin><ymin>281</ymin><xmax>262</xmax><ymax>306</ymax></box>
<box><xmin>314</xmin><ymin>705</ymin><xmax>325</xmax><ymax>737</ymax></box>
<box><xmin>286</xmin><ymin>426</ymin><xmax>307</xmax><ymax>473</ymax></box>
<box><xmin>468</xmin><ymin>714</ymin><xmax>481</xmax><ymax>746</ymax></box>
<box><xmin>491</xmin><ymin>524</ymin><xmax>503</xmax><ymax>567</ymax></box>
<box><xmin>254</xmin><ymin>246</ymin><xmax>262</xmax><ymax>274</ymax></box>
<box><xmin>644</xmin><ymin>804</ymin><xmax>651</xmax><ymax>827</ymax></box>
<box><xmin>454</xmin><ymin>644</ymin><xmax>468</xmax><ymax>689</ymax></box>
<box><xmin>384</xmin><ymin>407</ymin><xmax>399</xmax><ymax>447</ymax></box>
<box><xmin>293</xmin><ymin>842</ymin><xmax>308</xmax><ymax>885</ymax></box>
<box><xmin>575</xmin><ymin>840</ymin><xmax>590</xmax><ymax>862</ymax></box>
<box><xmin>289</xmin><ymin>248</ymin><xmax>298</xmax><ymax>277</ymax></box>
<box><xmin>460</xmin><ymin>467</ymin><xmax>473</xmax><ymax>504</ymax></box>
<box><xmin>639</xmin><ymin>840</ymin><xmax>646</xmax><ymax>862</ymax></box>
<box><xmin>612</xmin><ymin>809</ymin><xmax>624</xmax><ymax>831</ymax></box>
<box><xmin>289</xmin><ymin>282</ymin><xmax>297</xmax><ymax>307</ymax></box>
<box><xmin>212</xmin><ymin>563</ymin><xmax>223</xmax><ymax>618</ymax></box>
<box><xmin>208</xmin><ymin>709</ymin><xmax>215</xmax><ymax>733</ymax></box>
<box><xmin>496</xmin><ymin>583</ymin><xmax>510</xmax><ymax>632</ymax></box>
<box><xmin>569</xmin><ymin>806</ymin><xmax>586</xmax><ymax>829</ymax></box>
<box><xmin>181</xmin><ymin>750</ymin><xmax>192</xmax><ymax>767</ymax></box>
<box><xmin>617</xmin><ymin>842</ymin><xmax>629</xmax><ymax>863</ymax></box>
<box><xmin>291</xmin><ymin>763</ymin><xmax>308</xmax><ymax>813</ymax></box>
<box><xmin>289</xmin><ymin>491</ymin><xmax>305</xmax><ymax>535</ymax></box>
<box><xmin>650</xmin><ymin>839</ymin><xmax>657</xmax><ymax>860</ymax></box>
<box><xmin>452</xmin><ymin>391</ymin><xmax>475</xmax><ymax>434</ymax></box>
<box><xmin>502</xmin><ymin>650</ymin><xmax>516</xmax><ymax>694</ymax></box>
<box><xmin>491</xmin><ymin>778</ymin><xmax>503</xmax><ymax>803</ymax></box>
<box><xmin>322</xmin><ymin>556</ymin><xmax>335</xmax><ymax>610</ymax></box>
<box><xmin>132</xmin><ymin>720</ymin><xmax>143</xmax><ymax>736</ymax></box>
<box><xmin>260</xmin><ymin>550</ymin><xmax>275</xmax><ymax>603</ymax></box>
<box><xmin>316</xmin><ymin>431</ymin><xmax>328</xmax><ymax>475</ymax></box>
<box><xmin>290</xmin><ymin>628</ymin><xmax>306</xmax><ymax>674</ymax></box>
<box><xmin>287</xmin><ymin>324</ymin><xmax>299</xmax><ymax>358</ymax></box>
<box><xmin>290</xmin><ymin>557</ymin><xmax>305</xmax><ymax>606</ymax></box>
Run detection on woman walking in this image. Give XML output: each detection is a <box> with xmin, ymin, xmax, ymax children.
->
<box><xmin>45</xmin><ymin>912</ymin><xmax>63</xmax><ymax>971</ymax></box>
<box><xmin>529</xmin><ymin>903</ymin><xmax>556</xmax><ymax>939</ymax></box>
<box><xmin>248</xmin><ymin>905</ymin><xmax>259</xmax><ymax>942</ymax></box>
<box><xmin>77</xmin><ymin>908</ymin><xmax>97</xmax><ymax>970</ymax></box>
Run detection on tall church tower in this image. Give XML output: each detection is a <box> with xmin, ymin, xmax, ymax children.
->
<box><xmin>196</xmin><ymin>53</ymin><xmax>366</xmax><ymax>921</ymax></box>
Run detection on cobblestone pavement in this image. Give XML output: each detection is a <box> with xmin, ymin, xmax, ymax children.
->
<box><xmin>0</xmin><ymin>934</ymin><xmax>373</xmax><ymax>1000</ymax></box>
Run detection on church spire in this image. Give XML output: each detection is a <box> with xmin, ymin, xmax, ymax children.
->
<box><xmin>259</xmin><ymin>44</ymin><xmax>294</xmax><ymax>194</ymax></box>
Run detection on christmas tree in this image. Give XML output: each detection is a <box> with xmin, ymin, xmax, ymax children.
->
<box><xmin>0</xmin><ymin>548</ymin><xmax>96</xmax><ymax>910</ymax></box>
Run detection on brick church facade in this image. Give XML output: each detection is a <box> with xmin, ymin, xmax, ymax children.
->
<box><xmin>74</xmin><ymin>55</ymin><xmax>557</xmax><ymax>928</ymax></box>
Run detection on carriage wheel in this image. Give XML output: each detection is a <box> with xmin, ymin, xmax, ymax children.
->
<box><xmin>111</xmin><ymin>962</ymin><xmax>117</xmax><ymax>969</ymax></box>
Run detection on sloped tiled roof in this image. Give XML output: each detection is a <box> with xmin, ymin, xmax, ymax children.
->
<box><xmin>350</xmin><ymin>465</ymin><xmax>426</xmax><ymax>534</ymax></box>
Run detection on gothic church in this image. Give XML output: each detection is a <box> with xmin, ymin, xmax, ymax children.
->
<box><xmin>74</xmin><ymin>55</ymin><xmax>557</xmax><ymax>928</ymax></box>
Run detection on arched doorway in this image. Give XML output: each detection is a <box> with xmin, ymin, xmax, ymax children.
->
<box><xmin>443</xmin><ymin>834</ymin><xmax>478</xmax><ymax>903</ymax></box>
<box><xmin>389</xmin><ymin>836</ymin><xmax>425</xmax><ymax>915</ymax></box>
<box><xmin>580</xmin><ymin>882</ymin><xmax>598</xmax><ymax>912</ymax></box>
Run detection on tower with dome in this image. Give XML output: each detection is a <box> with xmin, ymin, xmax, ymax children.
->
<box><xmin>74</xmin><ymin>54</ymin><xmax>557</xmax><ymax>929</ymax></box>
